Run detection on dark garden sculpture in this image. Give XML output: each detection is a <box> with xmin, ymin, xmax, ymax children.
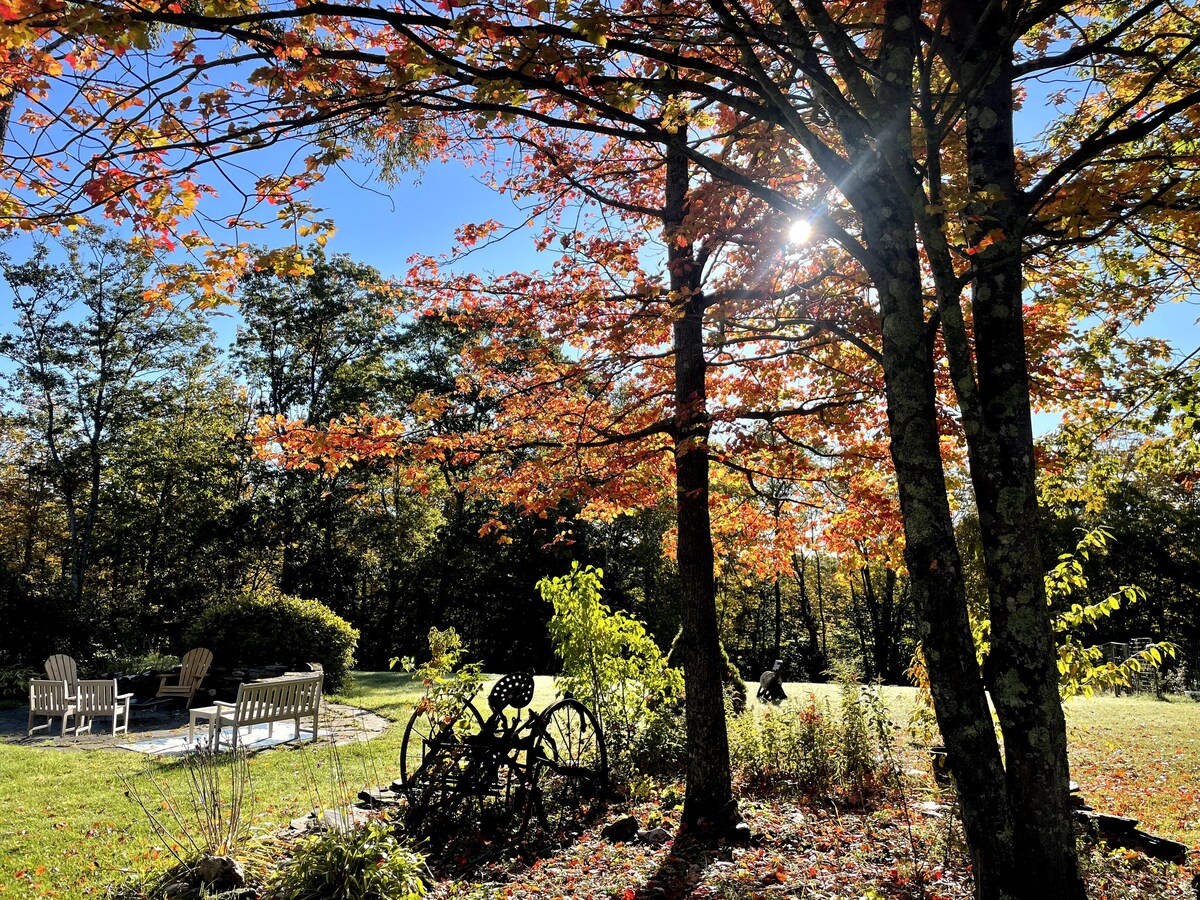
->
<box><xmin>394</xmin><ymin>671</ymin><xmax>608</xmax><ymax>840</ymax></box>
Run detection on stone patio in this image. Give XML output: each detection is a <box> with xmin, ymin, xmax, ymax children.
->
<box><xmin>0</xmin><ymin>699</ymin><xmax>389</xmax><ymax>751</ymax></box>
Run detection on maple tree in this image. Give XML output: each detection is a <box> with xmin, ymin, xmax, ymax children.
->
<box><xmin>4</xmin><ymin>1</ymin><xmax>1200</xmax><ymax>897</ymax></box>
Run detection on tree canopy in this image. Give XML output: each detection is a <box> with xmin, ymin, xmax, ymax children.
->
<box><xmin>3</xmin><ymin>2</ymin><xmax>1200</xmax><ymax>897</ymax></box>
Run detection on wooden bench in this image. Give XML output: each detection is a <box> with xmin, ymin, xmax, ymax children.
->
<box><xmin>190</xmin><ymin>672</ymin><xmax>322</xmax><ymax>751</ymax></box>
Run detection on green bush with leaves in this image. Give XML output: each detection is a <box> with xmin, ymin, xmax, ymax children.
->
<box><xmin>728</xmin><ymin>696</ymin><xmax>836</xmax><ymax>797</ymax></box>
<box><xmin>541</xmin><ymin>562</ymin><xmax>683</xmax><ymax>767</ymax></box>
<box><xmin>93</xmin><ymin>650</ymin><xmax>181</xmax><ymax>677</ymax></box>
<box><xmin>1045</xmin><ymin>528</ymin><xmax>1176</xmax><ymax>699</ymax></box>
<box><xmin>909</xmin><ymin>526</ymin><xmax>1179</xmax><ymax>742</ymax></box>
<box><xmin>835</xmin><ymin>669</ymin><xmax>895</xmax><ymax>804</ymax></box>
<box><xmin>971</xmin><ymin>527</ymin><xmax>1176</xmax><ymax>699</ymax></box>
<box><xmin>270</xmin><ymin>817</ymin><xmax>426</xmax><ymax>900</ymax></box>
<box><xmin>629</xmin><ymin>705</ymin><xmax>688</xmax><ymax>776</ymax></box>
<box><xmin>728</xmin><ymin>677</ymin><xmax>893</xmax><ymax>805</ymax></box>
<box><xmin>394</xmin><ymin>626</ymin><xmax>483</xmax><ymax>726</ymax></box>
<box><xmin>0</xmin><ymin>664</ymin><xmax>38</xmax><ymax>702</ymax></box>
<box><xmin>187</xmin><ymin>585</ymin><xmax>359</xmax><ymax>692</ymax></box>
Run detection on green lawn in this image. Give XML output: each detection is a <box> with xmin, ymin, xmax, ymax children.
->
<box><xmin>1065</xmin><ymin>693</ymin><xmax>1200</xmax><ymax>852</ymax></box>
<box><xmin>0</xmin><ymin>676</ymin><xmax>1195</xmax><ymax>898</ymax></box>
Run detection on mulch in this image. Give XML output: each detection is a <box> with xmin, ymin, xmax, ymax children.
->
<box><xmin>422</xmin><ymin>793</ymin><xmax>1196</xmax><ymax>900</ymax></box>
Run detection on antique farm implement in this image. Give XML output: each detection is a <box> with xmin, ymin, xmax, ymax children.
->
<box><xmin>393</xmin><ymin>671</ymin><xmax>608</xmax><ymax>839</ymax></box>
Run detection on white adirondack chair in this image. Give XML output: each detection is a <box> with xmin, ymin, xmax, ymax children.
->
<box><xmin>44</xmin><ymin>654</ymin><xmax>78</xmax><ymax>699</ymax></box>
<box><xmin>73</xmin><ymin>679</ymin><xmax>133</xmax><ymax>736</ymax></box>
<box><xmin>156</xmin><ymin>647</ymin><xmax>213</xmax><ymax>707</ymax></box>
<box><xmin>28</xmin><ymin>680</ymin><xmax>76</xmax><ymax>736</ymax></box>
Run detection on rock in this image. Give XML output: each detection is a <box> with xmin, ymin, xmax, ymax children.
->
<box><xmin>290</xmin><ymin>810</ymin><xmax>319</xmax><ymax>832</ymax></box>
<box><xmin>323</xmin><ymin>806</ymin><xmax>371</xmax><ymax>833</ymax></box>
<box><xmin>358</xmin><ymin>786</ymin><xmax>402</xmax><ymax>808</ymax></box>
<box><xmin>601</xmin><ymin>815</ymin><xmax>640</xmax><ymax>842</ymax></box>
<box><xmin>198</xmin><ymin>855</ymin><xmax>245</xmax><ymax>889</ymax></box>
<box><xmin>727</xmin><ymin>822</ymin><xmax>754</xmax><ymax>845</ymax></box>
<box><xmin>637</xmin><ymin>826</ymin><xmax>672</xmax><ymax>845</ymax></box>
<box><xmin>163</xmin><ymin>881</ymin><xmax>194</xmax><ymax>899</ymax></box>
<box><xmin>1076</xmin><ymin>810</ymin><xmax>1188</xmax><ymax>865</ymax></box>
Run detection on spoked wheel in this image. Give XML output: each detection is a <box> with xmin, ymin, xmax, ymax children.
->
<box><xmin>398</xmin><ymin>697</ymin><xmax>486</xmax><ymax>787</ymax></box>
<box><xmin>530</xmin><ymin>698</ymin><xmax>608</xmax><ymax>837</ymax></box>
<box><xmin>475</xmin><ymin>745</ymin><xmax>538</xmax><ymax>838</ymax></box>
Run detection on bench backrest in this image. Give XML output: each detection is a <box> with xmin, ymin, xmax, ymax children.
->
<box><xmin>75</xmin><ymin>679</ymin><xmax>119</xmax><ymax>716</ymax></box>
<box><xmin>30</xmin><ymin>679</ymin><xmax>71</xmax><ymax>715</ymax></box>
<box><xmin>233</xmin><ymin>673</ymin><xmax>322</xmax><ymax>721</ymax></box>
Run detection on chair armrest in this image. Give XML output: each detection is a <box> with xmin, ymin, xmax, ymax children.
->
<box><xmin>212</xmin><ymin>701</ymin><xmax>235</xmax><ymax>711</ymax></box>
<box><xmin>116</xmin><ymin>693</ymin><xmax>134</xmax><ymax>700</ymax></box>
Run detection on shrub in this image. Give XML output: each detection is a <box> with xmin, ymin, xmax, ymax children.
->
<box><xmin>270</xmin><ymin>818</ymin><xmax>426</xmax><ymax>900</ymax></box>
<box><xmin>541</xmin><ymin>562</ymin><xmax>683</xmax><ymax>767</ymax></box>
<box><xmin>93</xmin><ymin>650</ymin><xmax>181</xmax><ymax>676</ymax></box>
<box><xmin>836</xmin><ymin>671</ymin><xmax>894</xmax><ymax>805</ymax></box>
<box><xmin>187</xmin><ymin>586</ymin><xmax>358</xmax><ymax>692</ymax></box>
<box><xmin>728</xmin><ymin>696</ymin><xmax>835</xmax><ymax>796</ymax></box>
<box><xmin>629</xmin><ymin>705</ymin><xmax>688</xmax><ymax>776</ymax></box>
<box><xmin>121</xmin><ymin>749</ymin><xmax>254</xmax><ymax>864</ymax></box>
<box><xmin>728</xmin><ymin>682</ymin><xmax>893</xmax><ymax>805</ymax></box>
<box><xmin>0</xmin><ymin>664</ymin><xmax>38</xmax><ymax>702</ymax></box>
<box><xmin>394</xmin><ymin>626</ymin><xmax>483</xmax><ymax>718</ymax></box>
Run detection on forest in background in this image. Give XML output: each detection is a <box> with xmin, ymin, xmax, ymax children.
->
<box><xmin>1</xmin><ymin>230</ymin><xmax>1196</xmax><ymax>691</ymax></box>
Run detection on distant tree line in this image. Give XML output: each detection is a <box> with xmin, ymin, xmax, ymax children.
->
<box><xmin>1</xmin><ymin>231</ymin><xmax>1196</xmax><ymax>693</ymax></box>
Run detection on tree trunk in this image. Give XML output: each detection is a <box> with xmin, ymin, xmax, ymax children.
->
<box><xmin>849</xmin><ymin>581</ymin><xmax>873</xmax><ymax>678</ymax></box>
<box><xmin>864</xmin><ymin>210</ymin><xmax>1017</xmax><ymax>898</ymax></box>
<box><xmin>772</xmin><ymin>577</ymin><xmax>782</xmax><ymax>663</ymax></box>
<box><xmin>792</xmin><ymin>553</ymin><xmax>822</xmax><ymax>677</ymax></box>
<box><xmin>665</xmin><ymin>138</ymin><xmax>735</xmax><ymax>835</ymax></box>
<box><xmin>945</xmin><ymin>5</ymin><xmax>1085</xmax><ymax>894</ymax></box>
<box><xmin>881</xmin><ymin>567</ymin><xmax>902</xmax><ymax>683</ymax></box>
<box><xmin>814</xmin><ymin>547</ymin><xmax>827</xmax><ymax>662</ymax></box>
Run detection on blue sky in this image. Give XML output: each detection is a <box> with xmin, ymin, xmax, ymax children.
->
<box><xmin>254</xmin><ymin>146</ymin><xmax>1200</xmax><ymax>371</ymax></box>
<box><xmin>2</xmin><ymin>100</ymin><xmax>1197</xmax><ymax>372</ymax></box>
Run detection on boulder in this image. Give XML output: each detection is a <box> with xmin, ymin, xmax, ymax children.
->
<box><xmin>601</xmin><ymin>815</ymin><xmax>640</xmax><ymax>842</ymax></box>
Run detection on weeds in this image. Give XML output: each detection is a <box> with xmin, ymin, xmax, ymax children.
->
<box><xmin>269</xmin><ymin>815</ymin><xmax>426</xmax><ymax>900</ymax></box>
<box><xmin>120</xmin><ymin>748</ymin><xmax>254</xmax><ymax>868</ymax></box>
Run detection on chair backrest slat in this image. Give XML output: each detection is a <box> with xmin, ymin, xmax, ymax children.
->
<box><xmin>45</xmin><ymin>655</ymin><xmax>78</xmax><ymax>689</ymax></box>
